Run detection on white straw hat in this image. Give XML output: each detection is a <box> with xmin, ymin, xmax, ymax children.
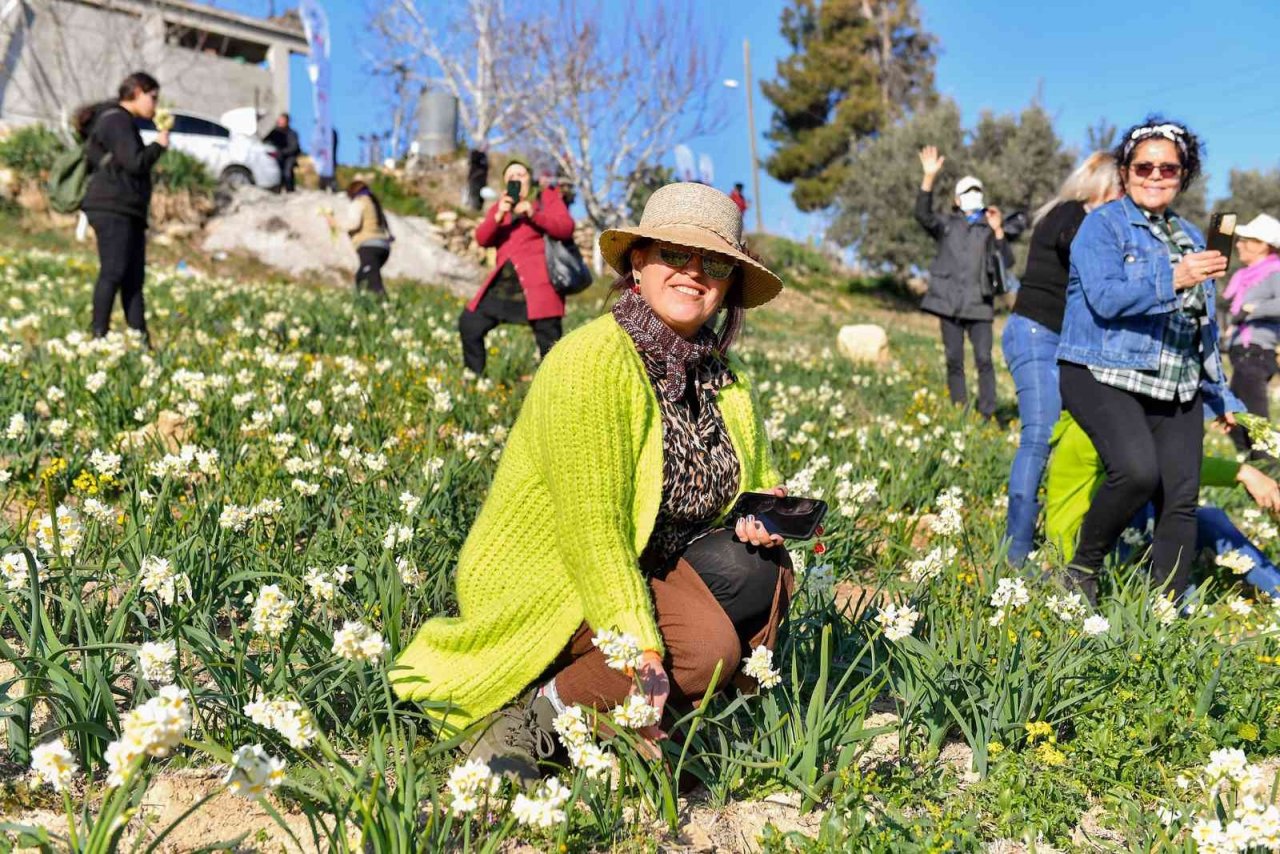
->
<box><xmin>1236</xmin><ymin>214</ymin><xmax>1280</xmax><ymax>249</ymax></box>
<box><xmin>599</xmin><ymin>182</ymin><xmax>783</xmax><ymax>309</ymax></box>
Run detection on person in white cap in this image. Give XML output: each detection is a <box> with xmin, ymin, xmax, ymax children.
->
<box><xmin>1223</xmin><ymin>213</ymin><xmax>1280</xmax><ymax>454</ymax></box>
<box><xmin>915</xmin><ymin>146</ymin><xmax>1012</xmax><ymax>419</ymax></box>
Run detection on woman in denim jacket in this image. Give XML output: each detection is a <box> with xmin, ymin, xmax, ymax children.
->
<box><xmin>1056</xmin><ymin>116</ymin><xmax>1241</xmax><ymax>604</ymax></box>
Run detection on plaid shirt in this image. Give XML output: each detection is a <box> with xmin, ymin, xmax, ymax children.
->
<box><xmin>1090</xmin><ymin>209</ymin><xmax>1206</xmax><ymax>401</ymax></box>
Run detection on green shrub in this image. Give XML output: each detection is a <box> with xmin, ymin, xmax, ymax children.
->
<box><xmin>334</xmin><ymin>166</ymin><xmax>434</xmax><ymax>218</ymax></box>
<box><xmin>153</xmin><ymin>147</ymin><xmax>215</xmax><ymax>194</ymax></box>
<box><xmin>0</xmin><ymin>125</ymin><xmax>69</xmax><ymax>178</ymax></box>
<box><xmin>748</xmin><ymin>232</ymin><xmax>835</xmax><ymax>278</ymax></box>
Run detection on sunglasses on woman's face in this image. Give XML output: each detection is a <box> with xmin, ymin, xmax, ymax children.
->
<box><xmin>1131</xmin><ymin>161</ymin><xmax>1182</xmax><ymax>180</ymax></box>
<box><xmin>656</xmin><ymin>245</ymin><xmax>738</xmax><ymax>281</ymax></box>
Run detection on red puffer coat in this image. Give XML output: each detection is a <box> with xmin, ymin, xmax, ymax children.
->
<box><xmin>468</xmin><ymin>187</ymin><xmax>575</xmax><ymax>321</ymax></box>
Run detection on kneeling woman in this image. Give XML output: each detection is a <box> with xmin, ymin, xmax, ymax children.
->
<box><xmin>394</xmin><ymin>183</ymin><xmax>792</xmax><ymax>780</ymax></box>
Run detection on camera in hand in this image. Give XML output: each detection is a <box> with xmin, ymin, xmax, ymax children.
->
<box><xmin>726</xmin><ymin>492</ymin><xmax>828</xmax><ymax>541</ymax></box>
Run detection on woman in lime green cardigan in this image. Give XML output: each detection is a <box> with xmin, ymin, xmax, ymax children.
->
<box><xmin>394</xmin><ymin>183</ymin><xmax>793</xmax><ymax>782</ymax></box>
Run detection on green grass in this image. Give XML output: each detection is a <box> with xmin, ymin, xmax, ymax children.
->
<box><xmin>0</xmin><ymin>234</ymin><xmax>1276</xmax><ymax>851</ymax></box>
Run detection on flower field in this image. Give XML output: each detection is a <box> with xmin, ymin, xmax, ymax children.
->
<box><xmin>2</xmin><ymin>244</ymin><xmax>1280</xmax><ymax>852</ymax></box>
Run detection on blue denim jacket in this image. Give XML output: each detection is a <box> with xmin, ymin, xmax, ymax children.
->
<box><xmin>1057</xmin><ymin>196</ymin><xmax>1242</xmax><ymax>417</ymax></box>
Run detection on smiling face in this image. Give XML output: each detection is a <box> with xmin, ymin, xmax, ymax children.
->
<box><xmin>630</xmin><ymin>242</ymin><xmax>735</xmax><ymax>339</ymax></box>
<box><xmin>1125</xmin><ymin>138</ymin><xmax>1183</xmax><ymax>213</ymax></box>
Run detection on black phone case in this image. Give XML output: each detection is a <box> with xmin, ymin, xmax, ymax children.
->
<box><xmin>1207</xmin><ymin>212</ymin><xmax>1237</xmax><ymax>259</ymax></box>
<box><xmin>726</xmin><ymin>493</ymin><xmax>828</xmax><ymax>541</ymax></box>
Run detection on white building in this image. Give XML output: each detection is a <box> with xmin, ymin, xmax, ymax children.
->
<box><xmin>0</xmin><ymin>0</ymin><xmax>309</xmax><ymax>136</ymax></box>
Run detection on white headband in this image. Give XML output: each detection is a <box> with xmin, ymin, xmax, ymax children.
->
<box><xmin>1123</xmin><ymin>123</ymin><xmax>1189</xmax><ymax>159</ymax></box>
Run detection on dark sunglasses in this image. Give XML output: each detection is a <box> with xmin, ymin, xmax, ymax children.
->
<box><xmin>657</xmin><ymin>245</ymin><xmax>738</xmax><ymax>280</ymax></box>
<box><xmin>1131</xmin><ymin>161</ymin><xmax>1182</xmax><ymax>180</ymax></box>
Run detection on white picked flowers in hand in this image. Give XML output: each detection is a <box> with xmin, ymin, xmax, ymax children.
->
<box><xmin>742</xmin><ymin>645</ymin><xmax>782</xmax><ymax>689</ymax></box>
<box><xmin>592</xmin><ymin>629</ymin><xmax>644</xmax><ymax>673</ymax></box>
<box><xmin>153</xmin><ymin>106</ymin><xmax>174</xmax><ymax>132</ymax></box>
<box><xmin>611</xmin><ymin>693</ymin><xmax>661</xmax><ymax>729</ymax></box>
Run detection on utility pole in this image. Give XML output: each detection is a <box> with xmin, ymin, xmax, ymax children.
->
<box><xmin>743</xmin><ymin>38</ymin><xmax>764</xmax><ymax>234</ymax></box>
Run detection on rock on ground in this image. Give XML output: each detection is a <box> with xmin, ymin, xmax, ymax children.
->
<box><xmin>837</xmin><ymin>324</ymin><xmax>890</xmax><ymax>364</ymax></box>
<box><xmin>201</xmin><ymin>187</ymin><xmax>482</xmax><ymax>297</ymax></box>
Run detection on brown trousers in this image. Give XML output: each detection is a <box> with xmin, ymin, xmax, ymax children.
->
<box><xmin>551</xmin><ymin>554</ymin><xmax>795</xmax><ymax>711</ymax></box>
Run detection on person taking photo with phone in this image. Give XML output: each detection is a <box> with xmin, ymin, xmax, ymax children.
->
<box><xmin>458</xmin><ymin>158</ymin><xmax>575</xmax><ymax>376</ymax></box>
<box><xmin>397</xmin><ymin>183</ymin><xmax>794</xmax><ymax>783</ymax></box>
<box><xmin>75</xmin><ymin>71</ymin><xmax>169</xmax><ymax>343</ymax></box>
<box><xmin>1222</xmin><ymin>213</ymin><xmax>1280</xmax><ymax>455</ymax></box>
<box><xmin>1056</xmin><ymin>116</ymin><xmax>1242</xmax><ymax>604</ymax></box>
<box><xmin>915</xmin><ymin>146</ymin><xmax>1012</xmax><ymax>419</ymax></box>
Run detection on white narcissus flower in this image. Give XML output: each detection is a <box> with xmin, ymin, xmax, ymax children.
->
<box><xmin>243</xmin><ymin>696</ymin><xmax>317</xmax><ymax>749</ymax></box>
<box><xmin>591</xmin><ymin>629</ymin><xmax>643</xmax><ymax>673</ymax></box>
<box><xmin>1228</xmin><ymin>596</ymin><xmax>1253</xmax><ymax>618</ymax></box>
<box><xmin>224</xmin><ymin>744</ymin><xmax>286</xmax><ymax>799</ymax></box>
<box><xmin>332</xmin><ymin>620</ymin><xmax>387</xmax><ymax>663</ymax></box>
<box><xmin>1045</xmin><ymin>593</ymin><xmax>1086</xmax><ymax>624</ymax></box>
<box><xmin>398</xmin><ymin>491</ymin><xmax>421</xmax><ymax>515</ymax></box>
<box><xmin>446</xmin><ymin>758</ymin><xmax>500</xmax><ymax>814</ymax></box>
<box><xmin>246</xmin><ymin>584</ymin><xmax>296</xmax><ymax>639</ymax></box>
<box><xmin>30</xmin><ymin>739</ymin><xmax>77</xmax><ymax>791</ymax></box>
<box><xmin>511</xmin><ymin>777</ymin><xmax>571</xmax><ymax>828</ymax></box>
<box><xmin>138</xmin><ymin>640</ymin><xmax>177</xmax><ymax>684</ymax></box>
<box><xmin>1152</xmin><ymin>594</ymin><xmax>1178</xmax><ymax>626</ymax></box>
<box><xmin>138</xmin><ymin>555</ymin><xmax>189</xmax><ymax>605</ymax></box>
<box><xmin>105</xmin><ymin>686</ymin><xmax>194</xmax><ymax>787</ymax></box>
<box><xmin>1215</xmin><ymin>549</ymin><xmax>1255</xmax><ymax>576</ymax></box>
<box><xmin>875</xmin><ymin>603</ymin><xmax>920</xmax><ymax>641</ymax></box>
<box><xmin>1081</xmin><ymin>615</ymin><xmax>1111</xmax><ymax>637</ymax></box>
<box><xmin>396</xmin><ymin>557</ymin><xmax>423</xmax><ymax>585</ymax></box>
<box><xmin>741</xmin><ymin>645</ymin><xmax>782</xmax><ymax>689</ymax></box>
<box><xmin>611</xmin><ymin>694</ymin><xmax>661</xmax><ymax>729</ymax></box>
<box><xmin>5</xmin><ymin>412</ymin><xmax>27</xmax><ymax>440</ymax></box>
<box><xmin>303</xmin><ymin>566</ymin><xmax>336</xmax><ymax>601</ymax></box>
<box><xmin>1</xmin><ymin>551</ymin><xmax>40</xmax><ymax>591</ymax></box>
<box><xmin>33</xmin><ymin>505</ymin><xmax>83</xmax><ymax>558</ymax></box>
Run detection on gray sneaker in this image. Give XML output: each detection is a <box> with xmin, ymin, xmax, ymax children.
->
<box><xmin>467</xmin><ymin>692</ymin><xmax>559</xmax><ymax>785</ymax></box>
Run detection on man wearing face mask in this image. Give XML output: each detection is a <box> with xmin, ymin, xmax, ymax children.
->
<box><xmin>914</xmin><ymin>146</ymin><xmax>1012</xmax><ymax>418</ymax></box>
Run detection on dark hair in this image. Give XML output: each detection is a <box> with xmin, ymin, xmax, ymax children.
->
<box><xmin>279</xmin><ymin>112</ymin><xmax>291</xmax><ymax>122</ymax></box>
<box><xmin>1113</xmin><ymin>114</ymin><xmax>1203</xmax><ymax>192</ymax></box>
<box><xmin>608</xmin><ymin>238</ymin><xmax>748</xmax><ymax>354</ymax></box>
<box><xmin>118</xmin><ymin>72</ymin><xmax>160</xmax><ymax>102</ymax></box>
<box><xmin>73</xmin><ymin>72</ymin><xmax>160</xmax><ymax>140</ymax></box>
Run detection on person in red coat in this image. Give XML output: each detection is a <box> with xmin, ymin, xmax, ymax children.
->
<box><xmin>729</xmin><ymin>182</ymin><xmax>748</xmax><ymax>214</ymax></box>
<box><xmin>460</xmin><ymin>158</ymin><xmax>576</xmax><ymax>374</ymax></box>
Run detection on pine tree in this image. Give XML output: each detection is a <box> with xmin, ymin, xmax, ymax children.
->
<box><xmin>762</xmin><ymin>0</ymin><xmax>936</xmax><ymax>212</ymax></box>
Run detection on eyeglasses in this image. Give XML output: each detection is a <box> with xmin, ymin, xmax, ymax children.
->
<box><xmin>657</xmin><ymin>245</ymin><xmax>738</xmax><ymax>280</ymax></box>
<box><xmin>1131</xmin><ymin>161</ymin><xmax>1182</xmax><ymax>180</ymax></box>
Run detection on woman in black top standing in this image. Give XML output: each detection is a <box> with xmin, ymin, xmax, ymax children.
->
<box><xmin>75</xmin><ymin>72</ymin><xmax>169</xmax><ymax>342</ymax></box>
<box><xmin>1002</xmin><ymin>152</ymin><xmax>1120</xmax><ymax>566</ymax></box>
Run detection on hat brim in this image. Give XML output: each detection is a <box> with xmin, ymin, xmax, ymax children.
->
<box><xmin>599</xmin><ymin>224</ymin><xmax>783</xmax><ymax>309</ymax></box>
<box><xmin>1235</xmin><ymin>225</ymin><xmax>1280</xmax><ymax>247</ymax></box>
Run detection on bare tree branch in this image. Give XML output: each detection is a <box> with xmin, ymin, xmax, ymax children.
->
<box><xmin>506</xmin><ymin>0</ymin><xmax>725</xmax><ymax>231</ymax></box>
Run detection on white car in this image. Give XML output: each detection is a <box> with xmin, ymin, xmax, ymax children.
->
<box><xmin>137</xmin><ymin>110</ymin><xmax>281</xmax><ymax>189</ymax></box>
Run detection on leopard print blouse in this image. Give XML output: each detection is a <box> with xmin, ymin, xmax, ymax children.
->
<box><xmin>612</xmin><ymin>290</ymin><xmax>741</xmax><ymax>572</ymax></box>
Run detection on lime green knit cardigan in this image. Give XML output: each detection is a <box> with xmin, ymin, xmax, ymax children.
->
<box><xmin>392</xmin><ymin>313</ymin><xmax>781</xmax><ymax>728</ymax></box>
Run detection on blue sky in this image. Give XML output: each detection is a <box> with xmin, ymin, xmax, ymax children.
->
<box><xmin>217</xmin><ymin>0</ymin><xmax>1280</xmax><ymax>240</ymax></box>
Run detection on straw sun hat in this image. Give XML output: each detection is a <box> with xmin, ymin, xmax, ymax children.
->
<box><xmin>599</xmin><ymin>182</ymin><xmax>783</xmax><ymax>309</ymax></box>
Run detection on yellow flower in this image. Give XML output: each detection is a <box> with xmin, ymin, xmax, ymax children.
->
<box><xmin>1238</xmin><ymin>722</ymin><xmax>1260</xmax><ymax>742</ymax></box>
<box><xmin>41</xmin><ymin>457</ymin><xmax>68</xmax><ymax>481</ymax></box>
<box><xmin>987</xmin><ymin>740</ymin><xmax>1004</xmax><ymax>755</ymax></box>
<box><xmin>72</xmin><ymin>470</ymin><xmax>98</xmax><ymax>495</ymax></box>
<box><xmin>1035</xmin><ymin>742</ymin><xmax>1066</xmax><ymax>766</ymax></box>
<box><xmin>1024</xmin><ymin>721</ymin><xmax>1053</xmax><ymax>742</ymax></box>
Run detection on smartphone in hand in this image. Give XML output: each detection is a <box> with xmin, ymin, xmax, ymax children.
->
<box><xmin>1207</xmin><ymin>212</ymin><xmax>1237</xmax><ymax>260</ymax></box>
<box><xmin>505</xmin><ymin>179</ymin><xmax>522</xmax><ymax>204</ymax></box>
<box><xmin>726</xmin><ymin>492</ymin><xmax>828</xmax><ymax>541</ymax></box>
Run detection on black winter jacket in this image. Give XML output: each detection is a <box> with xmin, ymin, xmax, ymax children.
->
<box><xmin>82</xmin><ymin>105</ymin><xmax>166</xmax><ymax>221</ymax></box>
<box><xmin>264</xmin><ymin>126</ymin><xmax>301</xmax><ymax>159</ymax></box>
<box><xmin>914</xmin><ymin>188</ymin><xmax>1013</xmax><ymax>322</ymax></box>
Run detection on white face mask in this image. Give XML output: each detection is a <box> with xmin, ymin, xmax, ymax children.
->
<box><xmin>958</xmin><ymin>191</ymin><xmax>985</xmax><ymax>213</ymax></box>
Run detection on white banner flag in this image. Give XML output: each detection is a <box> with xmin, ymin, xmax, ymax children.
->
<box><xmin>299</xmin><ymin>0</ymin><xmax>333</xmax><ymax>178</ymax></box>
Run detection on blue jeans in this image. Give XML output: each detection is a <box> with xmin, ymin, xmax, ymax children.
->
<box><xmin>1126</xmin><ymin>505</ymin><xmax>1280</xmax><ymax>596</ymax></box>
<box><xmin>1002</xmin><ymin>314</ymin><xmax>1061</xmax><ymax>564</ymax></box>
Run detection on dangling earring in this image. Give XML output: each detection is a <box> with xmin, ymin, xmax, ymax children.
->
<box><xmin>631</xmin><ymin>271</ymin><xmax>641</xmax><ymax>294</ymax></box>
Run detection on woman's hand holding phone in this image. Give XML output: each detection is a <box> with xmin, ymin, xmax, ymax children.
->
<box><xmin>1173</xmin><ymin>250</ymin><xmax>1228</xmax><ymax>290</ymax></box>
<box><xmin>734</xmin><ymin>484</ymin><xmax>787</xmax><ymax>548</ymax></box>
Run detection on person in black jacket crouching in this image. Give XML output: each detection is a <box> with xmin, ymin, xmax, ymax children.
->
<box><xmin>914</xmin><ymin>145</ymin><xmax>1012</xmax><ymax>419</ymax></box>
<box><xmin>74</xmin><ymin>72</ymin><xmax>169</xmax><ymax>343</ymax></box>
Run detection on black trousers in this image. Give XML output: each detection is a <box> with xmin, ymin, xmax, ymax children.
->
<box><xmin>355</xmin><ymin>245</ymin><xmax>389</xmax><ymax>296</ymax></box>
<box><xmin>1059</xmin><ymin>362</ymin><xmax>1204</xmax><ymax>593</ymax></box>
<box><xmin>939</xmin><ymin>316</ymin><xmax>995</xmax><ymax>416</ymax></box>
<box><xmin>458</xmin><ymin>307</ymin><xmax>562</xmax><ymax>375</ymax></box>
<box><xmin>1228</xmin><ymin>345</ymin><xmax>1277</xmax><ymax>453</ymax></box>
<box><xmin>280</xmin><ymin>157</ymin><xmax>297</xmax><ymax>192</ymax></box>
<box><xmin>87</xmin><ymin>211</ymin><xmax>147</xmax><ymax>340</ymax></box>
